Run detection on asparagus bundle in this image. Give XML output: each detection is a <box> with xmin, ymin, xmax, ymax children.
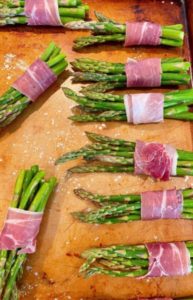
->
<box><xmin>63</xmin><ymin>88</ymin><xmax>193</xmax><ymax>122</ymax></box>
<box><xmin>0</xmin><ymin>42</ymin><xmax>68</xmax><ymax>127</ymax></box>
<box><xmin>72</xmin><ymin>188</ymin><xmax>193</xmax><ymax>224</ymax></box>
<box><xmin>0</xmin><ymin>0</ymin><xmax>89</xmax><ymax>26</ymax></box>
<box><xmin>71</xmin><ymin>57</ymin><xmax>191</xmax><ymax>93</ymax></box>
<box><xmin>55</xmin><ymin>131</ymin><xmax>193</xmax><ymax>178</ymax></box>
<box><xmin>79</xmin><ymin>242</ymin><xmax>193</xmax><ymax>278</ymax></box>
<box><xmin>65</xmin><ymin>11</ymin><xmax>184</xmax><ymax>49</ymax></box>
<box><xmin>0</xmin><ymin>165</ymin><xmax>57</xmax><ymax>300</ymax></box>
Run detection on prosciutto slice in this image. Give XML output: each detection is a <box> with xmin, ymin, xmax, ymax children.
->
<box><xmin>124</xmin><ymin>22</ymin><xmax>161</xmax><ymax>46</ymax></box>
<box><xmin>25</xmin><ymin>0</ymin><xmax>62</xmax><ymax>26</ymax></box>
<box><xmin>134</xmin><ymin>140</ymin><xmax>178</xmax><ymax>181</ymax></box>
<box><xmin>146</xmin><ymin>242</ymin><xmax>191</xmax><ymax>277</ymax></box>
<box><xmin>141</xmin><ymin>189</ymin><xmax>183</xmax><ymax>220</ymax></box>
<box><xmin>124</xmin><ymin>93</ymin><xmax>164</xmax><ymax>124</ymax></box>
<box><xmin>0</xmin><ymin>208</ymin><xmax>43</xmax><ymax>254</ymax></box>
<box><xmin>125</xmin><ymin>58</ymin><xmax>162</xmax><ymax>87</ymax></box>
<box><xmin>12</xmin><ymin>59</ymin><xmax>57</xmax><ymax>102</ymax></box>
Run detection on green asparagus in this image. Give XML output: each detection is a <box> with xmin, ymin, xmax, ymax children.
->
<box><xmin>0</xmin><ymin>42</ymin><xmax>68</xmax><ymax>128</ymax></box>
<box><xmin>64</xmin><ymin>11</ymin><xmax>184</xmax><ymax>49</ymax></box>
<box><xmin>55</xmin><ymin>131</ymin><xmax>193</xmax><ymax>178</ymax></box>
<box><xmin>70</xmin><ymin>57</ymin><xmax>191</xmax><ymax>91</ymax></box>
<box><xmin>0</xmin><ymin>1</ymin><xmax>89</xmax><ymax>25</ymax></box>
<box><xmin>0</xmin><ymin>166</ymin><xmax>57</xmax><ymax>300</ymax></box>
<box><xmin>80</xmin><ymin>243</ymin><xmax>193</xmax><ymax>278</ymax></box>
<box><xmin>72</xmin><ymin>188</ymin><xmax>193</xmax><ymax>223</ymax></box>
<box><xmin>63</xmin><ymin>88</ymin><xmax>193</xmax><ymax>122</ymax></box>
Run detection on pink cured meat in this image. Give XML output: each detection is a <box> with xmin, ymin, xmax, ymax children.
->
<box><xmin>12</xmin><ymin>59</ymin><xmax>57</xmax><ymax>102</ymax></box>
<box><xmin>124</xmin><ymin>93</ymin><xmax>164</xmax><ymax>124</ymax></box>
<box><xmin>146</xmin><ymin>242</ymin><xmax>191</xmax><ymax>277</ymax></box>
<box><xmin>134</xmin><ymin>140</ymin><xmax>178</xmax><ymax>181</ymax></box>
<box><xmin>25</xmin><ymin>0</ymin><xmax>62</xmax><ymax>26</ymax></box>
<box><xmin>124</xmin><ymin>22</ymin><xmax>161</xmax><ymax>46</ymax></box>
<box><xmin>125</xmin><ymin>58</ymin><xmax>161</xmax><ymax>87</ymax></box>
<box><xmin>141</xmin><ymin>189</ymin><xmax>183</xmax><ymax>220</ymax></box>
<box><xmin>0</xmin><ymin>208</ymin><xmax>43</xmax><ymax>254</ymax></box>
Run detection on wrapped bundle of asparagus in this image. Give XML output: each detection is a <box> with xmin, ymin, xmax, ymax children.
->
<box><xmin>55</xmin><ymin>132</ymin><xmax>193</xmax><ymax>181</ymax></box>
<box><xmin>65</xmin><ymin>12</ymin><xmax>184</xmax><ymax>49</ymax></box>
<box><xmin>72</xmin><ymin>188</ymin><xmax>193</xmax><ymax>223</ymax></box>
<box><xmin>0</xmin><ymin>42</ymin><xmax>68</xmax><ymax>127</ymax></box>
<box><xmin>80</xmin><ymin>242</ymin><xmax>193</xmax><ymax>278</ymax></box>
<box><xmin>0</xmin><ymin>0</ymin><xmax>89</xmax><ymax>26</ymax></box>
<box><xmin>71</xmin><ymin>57</ymin><xmax>191</xmax><ymax>93</ymax></box>
<box><xmin>63</xmin><ymin>88</ymin><xmax>193</xmax><ymax>123</ymax></box>
<box><xmin>0</xmin><ymin>165</ymin><xmax>57</xmax><ymax>300</ymax></box>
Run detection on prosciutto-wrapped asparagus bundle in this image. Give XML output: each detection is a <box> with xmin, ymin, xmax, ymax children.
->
<box><xmin>0</xmin><ymin>0</ymin><xmax>89</xmax><ymax>26</ymax></box>
<box><xmin>0</xmin><ymin>165</ymin><xmax>57</xmax><ymax>300</ymax></box>
<box><xmin>63</xmin><ymin>88</ymin><xmax>193</xmax><ymax>123</ymax></box>
<box><xmin>0</xmin><ymin>42</ymin><xmax>68</xmax><ymax>127</ymax></box>
<box><xmin>73</xmin><ymin>188</ymin><xmax>193</xmax><ymax>223</ymax></box>
<box><xmin>71</xmin><ymin>57</ymin><xmax>191</xmax><ymax>93</ymax></box>
<box><xmin>80</xmin><ymin>242</ymin><xmax>193</xmax><ymax>278</ymax></box>
<box><xmin>65</xmin><ymin>11</ymin><xmax>184</xmax><ymax>49</ymax></box>
<box><xmin>55</xmin><ymin>132</ymin><xmax>193</xmax><ymax>181</ymax></box>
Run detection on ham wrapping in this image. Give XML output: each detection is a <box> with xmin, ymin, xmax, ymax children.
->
<box><xmin>124</xmin><ymin>22</ymin><xmax>161</xmax><ymax>46</ymax></box>
<box><xmin>134</xmin><ymin>140</ymin><xmax>178</xmax><ymax>181</ymax></box>
<box><xmin>125</xmin><ymin>58</ymin><xmax>162</xmax><ymax>87</ymax></box>
<box><xmin>141</xmin><ymin>189</ymin><xmax>183</xmax><ymax>220</ymax></box>
<box><xmin>0</xmin><ymin>208</ymin><xmax>43</xmax><ymax>254</ymax></box>
<box><xmin>124</xmin><ymin>93</ymin><xmax>164</xmax><ymax>124</ymax></box>
<box><xmin>145</xmin><ymin>242</ymin><xmax>191</xmax><ymax>277</ymax></box>
<box><xmin>25</xmin><ymin>0</ymin><xmax>62</xmax><ymax>26</ymax></box>
<box><xmin>12</xmin><ymin>58</ymin><xmax>57</xmax><ymax>102</ymax></box>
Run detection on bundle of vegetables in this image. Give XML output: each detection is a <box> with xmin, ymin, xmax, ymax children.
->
<box><xmin>0</xmin><ymin>42</ymin><xmax>68</xmax><ymax>127</ymax></box>
<box><xmin>0</xmin><ymin>0</ymin><xmax>89</xmax><ymax>26</ymax></box>
<box><xmin>71</xmin><ymin>57</ymin><xmax>191</xmax><ymax>93</ymax></box>
<box><xmin>65</xmin><ymin>11</ymin><xmax>184</xmax><ymax>49</ymax></box>
<box><xmin>0</xmin><ymin>165</ymin><xmax>57</xmax><ymax>300</ymax></box>
<box><xmin>72</xmin><ymin>188</ymin><xmax>193</xmax><ymax>223</ymax></box>
<box><xmin>63</xmin><ymin>88</ymin><xmax>193</xmax><ymax>123</ymax></box>
<box><xmin>79</xmin><ymin>242</ymin><xmax>193</xmax><ymax>278</ymax></box>
<box><xmin>55</xmin><ymin>131</ymin><xmax>193</xmax><ymax>180</ymax></box>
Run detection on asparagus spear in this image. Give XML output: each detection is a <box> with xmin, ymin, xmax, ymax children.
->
<box><xmin>55</xmin><ymin>131</ymin><xmax>193</xmax><ymax>178</ymax></box>
<box><xmin>0</xmin><ymin>1</ymin><xmax>89</xmax><ymax>25</ymax></box>
<box><xmin>64</xmin><ymin>12</ymin><xmax>184</xmax><ymax>49</ymax></box>
<box><xmin>80</xmin><ymin>243</ymin><xmax>193</xmax><ymax>278</ymax></box>
<box><xmin>72</xmin><ymin>187</ymin><xmax>193</xmax><ymax>223</ymax></box>
<box><xmin>70</xmin><ymin>57</ymin><xmax>190</xmax><ymax>90</ymax></box>
<box><xmin>0</xmin><ymin>166</ymin><xmax>57</xmax><ymax>300</ymax></box>
<box><xmin>0</xmin><ymin>42</ymin><xmax>68</xmax><ymax>128</ymax></box>
<box><xmin>63</xmin><ymin>88</ymin><xmax>193</xmax><ymax>122</ymax></box>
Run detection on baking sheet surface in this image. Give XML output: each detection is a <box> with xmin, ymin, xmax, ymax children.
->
<box><xmin>0</xmin><ymin>0</ymin><xmax>193</xmax><ymax>299</ymax></box>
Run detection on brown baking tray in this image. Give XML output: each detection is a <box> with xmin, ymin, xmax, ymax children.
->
<box><xmin>0</xmin><ymin>0</ymin><xmax>193</xmax><ymax>299</ymax></box>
